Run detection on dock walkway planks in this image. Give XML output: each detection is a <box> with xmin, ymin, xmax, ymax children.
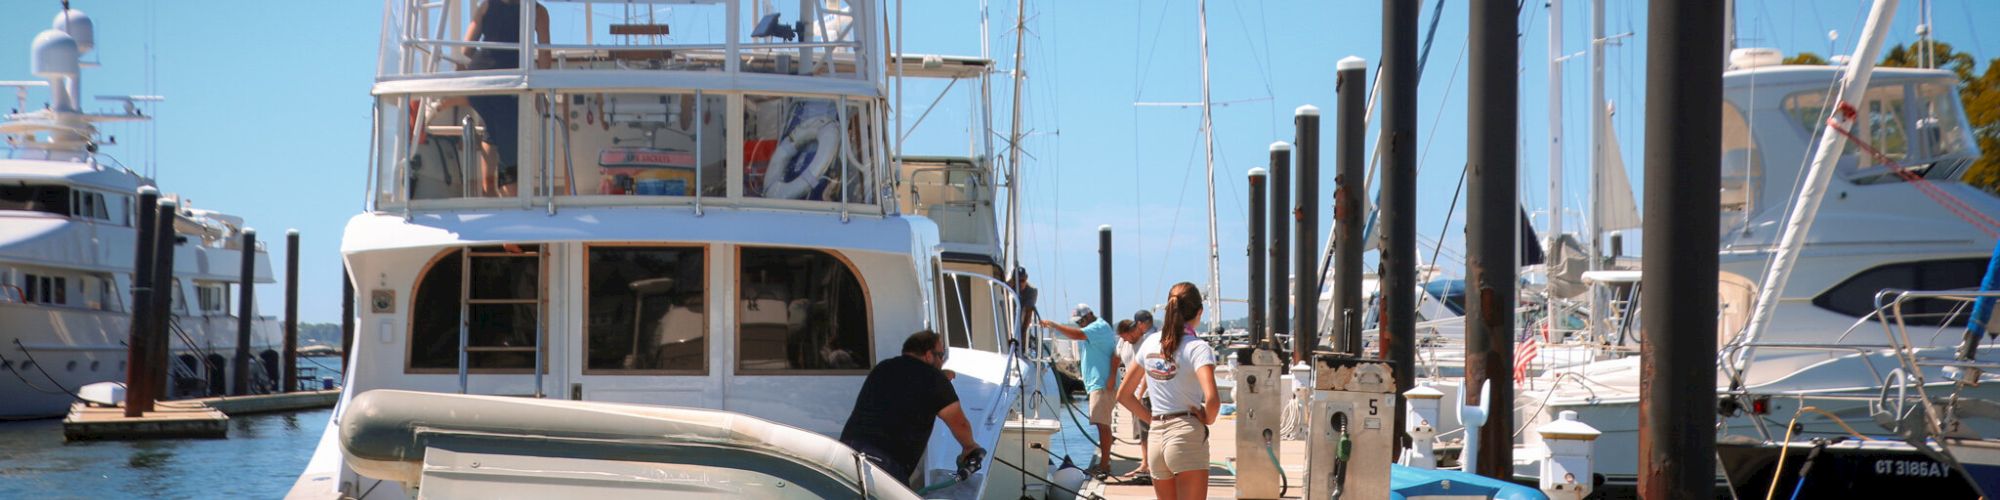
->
<box><xmin>61</xmin><ymin>389</ymin><xmax>340</xmax><ymax>441</ymax></box>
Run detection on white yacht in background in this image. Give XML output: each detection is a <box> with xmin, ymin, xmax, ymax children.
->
<box><xmin>1515</xmin><ymin>51</ymin><xmax>2000</xmax><ymax>486</ymax></box>
<box><xmin>0</xmin><ymin>8</ymin><xmax>280</xmax><ymax>420</ymax></box>
<box><xmin>290</xmin><ymin>1</ymin><xmax>1052</xmax><ymax>498</ymax></box>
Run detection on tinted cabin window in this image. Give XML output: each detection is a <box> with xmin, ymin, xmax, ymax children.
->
<box><xmin>409</xmin><ymin>246</ymin><xmax>543</xmax><ymax>371</ymax></box>
<box><xmin>586</xmin><ymin>246</ymin><xmax>707</xmax><ymax>372</ymax></box>
<box><xmin>1811</xmin><ymin>258</ymin><xmax>1989</xmax><ymax>325</ymax></box>
<box><xmin>0</xmin><ymin>185</ymin><xmax>71</xmax><ymax>215</ymax></box>
<box><xmin>737</xmin><ymin>248</ymin><xmax>870</xmax><ymax>372</ymax></box>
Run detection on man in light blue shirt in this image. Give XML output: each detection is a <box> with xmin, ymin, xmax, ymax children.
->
<box><xmin>1041</xmin><ymin>304</ymin><xmax>1117</xmax><ymax>475</ymax></box>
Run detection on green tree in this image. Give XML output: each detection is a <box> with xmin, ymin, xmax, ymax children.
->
<box><xmin>1784</xmin><ymin>52</ymin><xmax>1828</xmax><ymax>65</ymax></box>
<box><xmin>1876</xmin><ymin>41</ymin><xmax>2000</xmax><ymax>193</ymax></box>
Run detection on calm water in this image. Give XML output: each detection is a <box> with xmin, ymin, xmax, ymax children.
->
<box><xmin>0</xmin><ymin>407</ymin><xmax>331</xmax><ymax>499</ymax></box>
<box><xmin>1046</xmin><ymin>399</ymin><xmax>1105</xmax><ymax>470</ymax></box>
<box><xmin>0</xmin><ymin>393</ymin><xmax>1089</xmax><ymax>498</ymax></box>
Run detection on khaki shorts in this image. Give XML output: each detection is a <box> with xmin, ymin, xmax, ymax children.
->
<box><xmin>1146</xmin><ymin>414</ymin><xmax>1210</xmax><ymax>479</ymax></box>
<box><xmin>1086</xmin><ymin>389</ymin><xmax>1115</xmax><ymax>426</ymax></box>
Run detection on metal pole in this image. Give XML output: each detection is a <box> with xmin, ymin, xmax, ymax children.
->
<box><xmin>283</xmin><ymin>229</ymin><xmax>300</xmax><ymax>392</ymax></box>
<box><xmin>1335</xmin><ymin>58</ymin><xmax>1366</xmax><ymax>356</ymax></box>
<box><xmin>1269</xmin><ymin>142</ymin><xmax>1292</xmax><ymax>359</ymax></box>
<box><xmin>341</xmin><ymin>264</ymin><xmax>354</xmax><ymax>373</ymax></box>
<box><xmin>148</xmin><ymin>200</ymin><xmax>177</xmax><ymax>401</ymax></box>
<box><xmin>1466</xmin><ymin>0</ymin><xmax>1518</xmax><ymax>479</ymax></box>
<box><xmin>1248</xmin><ymin>168</ymin><xmax>1268</xmax><ymax>347</ymax></box>
<box><xmin>234</xmin><ymin>229</ymin><xmax>257</xmax><ymax>396</ymax></box>
<box><xmin>1293</xmin><ymin>105</ymin><xmax>1321</xmax><ymax>360</ymax></box>
<box><xmin>1002</xmin><ymin>0</ymin><xmax>1026</xmax><ymax>295</ymax></box>
<box><xmin>1547</xmin><ymin>0</ymin><xmax>1566</xmax><ymax>335</ymax></box>
<box><xmin>1586</xmin><ymin>0</ymin><xmax>1608</xmax><ymax>341</ymax></box>
<box><xmin>1638</xmin><ymin>0</ymin><xmax>1723</xmax><ymax>496</ymax></box>
<box><xmin>1381</xmin><ymin>0</ymin><xmax>1419</xmax><ymax>458</ymax></box>
<box><xmin>1199</xmin><ymin>0</ymin><xmax>1221</xmax><ymax>330</ymax></box>
<box><xmin>123</xmin><ymin>187</ymin><xmax>159</xmax><ymax>417</ymax></box>
<box><xmin>1099</xmin><ymin>225</ymin><xmax>1113</xmax><ymax>325</ymax></box>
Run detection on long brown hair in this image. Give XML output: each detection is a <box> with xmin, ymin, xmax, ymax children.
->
<box><xmin>1161</xmin><ymin>282</ymin><xmax>1203</xmax><ymax>355</ymax></box>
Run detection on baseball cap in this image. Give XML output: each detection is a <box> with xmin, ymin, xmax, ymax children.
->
<box><xmin>1132</xmin><ymin>309</ymin><xmax>1155</xmax><ymax>327</ymax></box>
<box><xmin>1071</xmin><ymin>304</ymin><xmax>1094</xmax><ymax>322</ymax></box>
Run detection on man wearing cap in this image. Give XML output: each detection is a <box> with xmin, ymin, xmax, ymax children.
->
<box><xmin>1112</xmin><ymin>309</ymin><xmax>1156</xmax><ymax>482</ymax></box>
<box><xmin>1040</xmin><ymin>304</ymin><xmax>1117</xmax><ymax>475</ymax></box>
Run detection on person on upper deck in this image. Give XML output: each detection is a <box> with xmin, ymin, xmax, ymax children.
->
<box><xmin>459</xmin><ymin>0</ymin><xmax>550</xmax><ymax>197</ymax></box>
<box><xmin>1039</xmin><ymin>303</ymin><xmax>1118</xmax><ymax>476</ymax></box>
<box><xmin>839</xmin><ymin>330</ymin><xmax>984</xmax><ymax>487</ymax></box>
<box><xmin>1010</xmin><ymin>267</ymin><xmax>1039</xmax><ymax>344</ymax></box>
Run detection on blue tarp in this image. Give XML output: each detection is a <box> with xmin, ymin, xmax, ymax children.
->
<box><xmin>1390</xmin><ymin>464</ymin><xmax>1547</xmax><ymax>500</ymax></box>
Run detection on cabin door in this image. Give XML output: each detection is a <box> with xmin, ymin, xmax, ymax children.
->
<box><xmin>563</xmin><ymin>243</ymin><xmax>722</xmax><ymax>408</ymax></box>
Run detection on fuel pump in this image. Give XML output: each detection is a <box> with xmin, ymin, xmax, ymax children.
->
<box><xmin>1305</xmin><ymin>356</ymin><xmax>1397</xmax><ymax>499</ymax></box>
<box><xmin>1232</xmin><ymin>348</ymin><xmax>1286</xmax><ymax>499</ymax></box>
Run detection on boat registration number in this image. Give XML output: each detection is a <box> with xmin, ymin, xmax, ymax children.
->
<box><xmin>1873</xmin><ymin>459</ymin><xmax>1948</xmax><ymax>478</ymax></box>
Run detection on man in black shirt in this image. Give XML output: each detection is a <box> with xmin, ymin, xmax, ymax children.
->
<box><xmin>839</xmin><ymin>330</ymin><xmax>984</xmax><ymax>486</ymax></box>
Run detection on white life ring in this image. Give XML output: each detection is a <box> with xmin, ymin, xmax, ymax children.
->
<box><xmin>762</xmin><ymin>115</ymin><xmax>841</xmax><ymax>200</ymax></box>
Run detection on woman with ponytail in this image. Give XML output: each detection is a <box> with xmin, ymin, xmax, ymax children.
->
<box><xmin>1114</xmin><ymin>282</ymin><xmax>1219</xmax><ymax>499</ymax></box>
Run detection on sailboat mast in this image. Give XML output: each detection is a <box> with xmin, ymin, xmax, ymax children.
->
<box><xmin>1004</xmin><ymin>0</ymin><xmax>1026</xmax><ymax>280</ymax></box>
<box><xmin>1200</xmin><ymin>0</ymin><xmax>1220</xmax><ymax>330</ymax></box>
<box><xmin>1586</xmin><ymin>0</ymin><xmax>1606</xmax><ymax>340</ymax></box>
<box><xmin>1548</xmin><ymin>0</ymin><xmax>1564</xmax><ymax>333</ymax></box>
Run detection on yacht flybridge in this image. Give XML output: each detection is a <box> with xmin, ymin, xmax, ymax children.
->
<box><xmin>0</xmin><ymin>8</ymin><xmax>280</xmax><ymax>419</ymax></box>
<box><xmin>292</xmin><ymin>1</ymin><xmax>1046</xmax><ymax>498</ymax></box>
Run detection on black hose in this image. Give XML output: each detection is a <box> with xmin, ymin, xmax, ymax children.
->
<box><xmin>991</xmin><ymin>454</ymin><xmax>1104</xmax><ymax>500</ymax></box>
<box><xmin>1044</xmin><ymin>395</ymin><xmax>1145</xmax><ymax>462</ymax></box>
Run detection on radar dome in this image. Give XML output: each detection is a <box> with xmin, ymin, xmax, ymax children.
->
<box><xmin>52</xmin><ymin>10</ymin><xmax>93</xmax><ymax>54</ymax></box>
<box><xmin>30</xmin><ymin>29</ymin><xmax>80</xmax><ymax>78</ymax></box>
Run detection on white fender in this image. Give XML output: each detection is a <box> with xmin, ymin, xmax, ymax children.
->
<box><xmin>763</xmin><ymin>116</ymin><xmax>841</xmax><ymax>200</ymax></box>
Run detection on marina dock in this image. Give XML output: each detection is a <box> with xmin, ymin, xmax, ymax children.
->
<box><xmin>61</xmin><ymin>389</ymin><xmax>339</xmax><ymax>441</ymax></box>
<box><xmin>1083</xmin><ymin>411</ymin><xmax>1310</xmax><ymax>500</ymax></box>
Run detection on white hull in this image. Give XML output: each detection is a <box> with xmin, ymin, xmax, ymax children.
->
<box><xmin>0</xmin><ymin>302</ymin><xmax>284</xmax><ymax>419</ymax></box>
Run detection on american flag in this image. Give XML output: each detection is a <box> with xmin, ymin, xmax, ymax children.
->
<box><xmin>1513</xmin><ymin>322</ymin><xmax>1548</xmax><ymax>382</ymax></box>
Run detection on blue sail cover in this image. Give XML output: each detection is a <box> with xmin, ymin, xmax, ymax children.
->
<box><xmin>1389</xmin><ymin>464</ymin><xmax>1547</xmax><ymax>500</ymax></box>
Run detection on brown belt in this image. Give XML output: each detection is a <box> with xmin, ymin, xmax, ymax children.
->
<box><xmin>1152</xmin><ymin>411</ymin><xmax>1194</xmax><ymax>420</ymax></box>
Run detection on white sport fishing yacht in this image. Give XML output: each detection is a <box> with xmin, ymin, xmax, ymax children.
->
<box><xmin>0</xmin><ymin>8</ymin><xmax>280</xmax><ymax>420</ymax></box>
<box><xmin>1516</xmin><ymin>49</ymin><xmax>2000</xmax><ymax>486</ymax></box>
<box><xmin>289</xmin><ymin>1</ymin><xmax>1054</xmax><ymax>498</ymax></box>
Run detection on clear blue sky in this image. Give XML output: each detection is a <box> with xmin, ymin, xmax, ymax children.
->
<box><xmin>1</xmin><ymin>1</ymin><xmax>1992</xmax><ymax>323</ymax></box>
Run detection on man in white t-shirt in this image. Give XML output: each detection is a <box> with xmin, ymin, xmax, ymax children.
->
<box><xmin>1112</xmin><ymin>309</ymin><xmax>1155</xmax><ymax>483</ymax></box>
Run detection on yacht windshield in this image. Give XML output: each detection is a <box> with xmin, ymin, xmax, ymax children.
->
<box><xmin>1784</xmin><ymin>79</ymin><xmax>1978</xmax><ymax>184</ymax></box>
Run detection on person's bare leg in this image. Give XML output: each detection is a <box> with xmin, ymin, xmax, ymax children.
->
<box><xmin>1151</xmin><ymin>471</ymin><xmax>1176</xmax><ymax>499</ymax></box>
<box><xmin>1096</xmin><ymin>423</ymin><xmax>1113</xmax><ymax>475</ymax></box>
<box><xmin>1174</xmin><ymin>470</ymin><xmax>1209</xmax><ymax>500</ymax></box>
<box><xmin>479</xmin><ymin>142</ymin><xmax>501</xmax><ymax>196</ymax></box>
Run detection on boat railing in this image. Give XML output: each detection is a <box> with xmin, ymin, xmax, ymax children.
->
<box><xmin>380</xmin><ymin>0</ymin><xmax>872</xmax><ymax>82</ymax></box>
<box><xmin>936</xmin><ymin>269</ymin><xmax>1020</xmax><ymax>357</ymax></box>
<box><xmin>370</xmin><ymin>88</ymin><xmax>892</xmax><ymax>217</ymax></box>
